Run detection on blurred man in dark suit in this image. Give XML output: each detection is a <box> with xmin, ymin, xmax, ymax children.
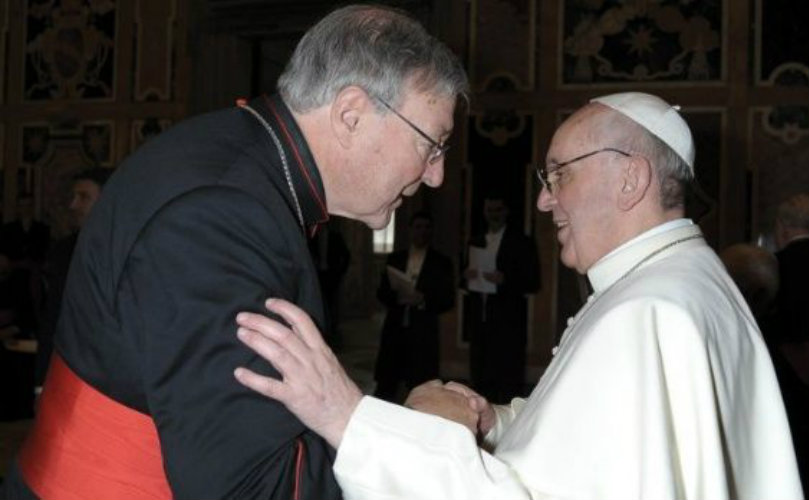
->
<box><xmin>462</xmin><ymin>195</ymin><xmax>539</xmax><ymax>403</ymax></box>
<box><xmin>374</xmin><ymin>211</ymin><xmax>454</xmax><ymax>402</ymax></box>
<box><xmin>35</xmin><ymin>168</ymin><xmax>112</xmax><ymax>394</ymax></box>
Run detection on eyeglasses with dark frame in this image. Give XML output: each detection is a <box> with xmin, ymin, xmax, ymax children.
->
<box><xmin>536</xmin><ymin>147</ymin><xmax>631</xmax><ymax>194</ymax></box>
<box><xmin>376</xmin><ymin>98</ymin><xmax>450</xmax><ymax>165</ymax></box>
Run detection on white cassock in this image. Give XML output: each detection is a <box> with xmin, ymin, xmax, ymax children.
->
<box><xmin>333</xmin><ymin>220</ymin><xmax>804</xmax><ymax>500</ymax></box>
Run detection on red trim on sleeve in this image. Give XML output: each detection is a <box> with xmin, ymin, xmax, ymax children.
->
<box><xmin>293</xmin><ymin>437</ymin><xmax>305</xmax><ymax>500</ymax></box>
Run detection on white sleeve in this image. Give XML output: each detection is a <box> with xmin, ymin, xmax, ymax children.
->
<box><xmin>334</xmin><ymin>397</ymin><xmax>545</xmax><ymax>500</ymax></box>
<box><xmin>482</xmin><ymin>398</ymin><xmax>526</xmax><ymax>449</ymax></box>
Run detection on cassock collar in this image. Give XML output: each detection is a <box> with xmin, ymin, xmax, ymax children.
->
<box><xmin>587</xmin><ymin>219</ymin><xmax>704</xmax><ymax>293</ymax></box>
<box><xmin>246</xmin><ymin>94</ymin><xmax>329</xmax><ymax>236</ymax></box>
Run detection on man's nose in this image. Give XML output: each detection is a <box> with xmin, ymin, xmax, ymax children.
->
<box><xmin>422</xmin><ymin>159</ymin><xmax>444</xmax><ymax>188</ymax></box>
<box><xmin>537</xmin><ymin>186</ymin><xmax>555</xmax><ymax>212</ymax></box>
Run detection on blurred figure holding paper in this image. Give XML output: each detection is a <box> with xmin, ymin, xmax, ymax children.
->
<box><xmin>374</xmin><ymin>211</ymin><xmax>455</xmax><ymax>402</ymax></box>
<box><xmin>463</xmin><ymin>194</ymin><xmax>540</xmax><ymax>403</ymax></box>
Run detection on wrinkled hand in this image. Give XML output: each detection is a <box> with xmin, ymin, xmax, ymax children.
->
<box><xmin>442</xmin><ymin>381</ymin><xmax>497</xmax><ymax>436</ymax></box>
<box><xmin>234</xmin><ymin>299</ymin><xmax>363</xmax><ymax>448</ymax></box>
<box><xmin>404</xmin><ymin>380</ymin><xmax>479</xmax><ymax>434</ymax></box>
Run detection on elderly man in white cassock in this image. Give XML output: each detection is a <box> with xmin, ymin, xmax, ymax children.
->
<box><xmin>232</xmin><ymin>92</ymin><xmax>804</xmax><ymax>500</ymax></box>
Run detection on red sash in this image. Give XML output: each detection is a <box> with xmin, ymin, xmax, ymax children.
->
<box><xmin>18</xmin><ymin>354</ymin><xmax>173</xmax><ymax>500</ymax></box>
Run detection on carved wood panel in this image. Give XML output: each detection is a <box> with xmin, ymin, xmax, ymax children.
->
<box><xmin>560</xmin><ymin>0</ymin><xmax>724</xmax><ymax>85</ymax></box>
<box><xmin>24</xmin><ymin>0</ymin><xmax>117</xmax><ymax>100</ymax></box>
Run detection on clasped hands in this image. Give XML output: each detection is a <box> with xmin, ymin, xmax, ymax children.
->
<box><xmin>404</xmin><ymin>380</ymin><xmax>496</xmax><ymax>437</ymax></box>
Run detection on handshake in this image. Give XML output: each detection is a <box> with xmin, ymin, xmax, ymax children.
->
<box><xmin>404</xmin><ymin>380</ymin><xmax>496</xmax><ymax>438</ymax></box>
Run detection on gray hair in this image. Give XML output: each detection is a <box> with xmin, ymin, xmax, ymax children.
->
<box><xmin>278</xmin><ymin>4</ymin><xmax>469</xmax><ymax>113</ymax></box>
<box><xmin>595</xmin><ymin>109</ymin><xmax>693</xmax><ymax>210</ymax></box>
<box><xmin>776</xmin><ymin>193</ymin><xmax>809</xmax><ymax>231</ymax></box>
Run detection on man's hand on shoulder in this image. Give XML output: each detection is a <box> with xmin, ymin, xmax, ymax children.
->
<box><xmin>234</xmin><ymin>299</ymin><xmax>363</xmax><ymax>448</ymax></box>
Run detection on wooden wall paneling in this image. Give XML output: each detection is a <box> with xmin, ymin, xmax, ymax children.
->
<box><xmin>172</xmin><ymin>0</ymin><xmax>189</xmax><ymax>114</ymax></box>
<box><xmin>1</xmin><ymin>0</ymin><xmax>8</xmax><ymax>105</ymax></box>
<box><xmin>115</xmin><ymin>0</ymin><xmax>134</xmax><ymax>112</ymax></box>
<box><xmin>749</xmin><ymin>0</ymin><xmax>809</xmax><ymax>244</ymax></box>
<box><xmin>469</xmin><ymin>0</ymin><xmax>536</xmax><ymax>92</ymax></box>
<box><xmin>754</xmin><ymin>0</ymin><xmax>809</xmax><ymax>87</ymax></box>
<box><xmin>1</xmin><ymin>124</ymin><xmax>17</xmax><ymax>222</ymax></box>
<box><xmin>683</xmin><ymin>109</ymin><xmax>724</xmax><ymax>249</ymax></box>
<box><xmin>747</xmin><ymin>107</ymin><xmax>759</xmax><ymax>241</ymax></box>
<box><xmin>749</xmin><ymin>106</ymin><xmax>809</xmax><ymax>242</ymax></box>
<box><xmin>188</xmin><ymin>34</ymin><xmax>251</xmax><ymax>114</ymax></box>
<box><xmin>525</xmin><ymin>109</ymin><xmax>561</xmax><ymax>377</ymax></box>
<box><xmin>529</xmin><ymin>109</ymin><xmax>559</xmax><ymax>374</ymax></box>
<box><xmin>0</xmin><ymin>123</ymin><xmax>4</xmax><ymax>214</ymax></box>
<box><xmin>134</xmin><ymin>0</ymin><xmax>176</xmax><ymax>101</ymax></box>
<box><xmin>528</xmin><ymin>0</ymin><xmax>560</xmax><ymax>376</ymax></box>
<box><xmin>2</xmin><ymin>0</ymin><xmax>21</xmax><ymax>218</ymax></box>
<box><xmin>719</xmin><ymin>0</ymin><xmax>748</xmax><ymax>248</ymax></box>
<box><xmin>130</xmin><ymin>117</ymin><xmax>172</xmax><ymax>152</ymax></box>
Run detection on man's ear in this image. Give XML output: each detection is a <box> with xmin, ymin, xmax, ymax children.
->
<box><xmin>617</xmin><ymin>155</ymin><xmax>652</xmax><ymax>211</ymax></box>
<box><xmin>330</xmin><ymin>86</ymin><xmax>372</xmax><ymax>148</ymax></box>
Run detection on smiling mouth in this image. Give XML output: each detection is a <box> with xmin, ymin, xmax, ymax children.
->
<box><xmin>554</xmin><ymin>220</ymin><xmax>569</xmax><ymax>229</ymax></box>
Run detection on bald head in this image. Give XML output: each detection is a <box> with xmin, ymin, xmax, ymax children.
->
<box><xmin>720</xmin><ymin>244</ymin><xmax>779</xmax><ymax>319</ymax></box>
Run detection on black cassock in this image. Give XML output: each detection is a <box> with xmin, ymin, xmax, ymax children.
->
<box><xmin>3</xmin><ymin>95</ymin><xmax>342</xmax><ymax>500</ymax></box>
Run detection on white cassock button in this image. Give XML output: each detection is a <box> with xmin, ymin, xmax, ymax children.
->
<box><xmin>552</xmin><ymin>346</ymin><xmax>559</xmax><ymax>356</ymax></box>
<box><xmin>566</xmin><ymin>317</ymin><xmax>574</xmax><ymax>326</ymax></box>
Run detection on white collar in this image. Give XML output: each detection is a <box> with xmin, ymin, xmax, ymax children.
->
<box><xmin>586</xmin><ymin>219</ymin><xmax>703</xmax><ymax>293</ymax></box>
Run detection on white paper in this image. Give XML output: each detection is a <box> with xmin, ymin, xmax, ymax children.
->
<box><xmin>386</xmin><ymin>265</ymin><xmax>416</xmax><ymax>295</ymax></box>
<box><xmin>467</xmin><ymin>246</ymin><xmax>497</xmax><ymax>294</ymax></box>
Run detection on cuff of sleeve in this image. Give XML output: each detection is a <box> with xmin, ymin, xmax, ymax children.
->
<box><xmin>335</xmin><ymin>396</ymin><xmax>476</xmax><ymax>485</ymax></box>
<box><xmin>482</xmin><ymin>398</ymin><xmax>526</xmax><ymax>449</ymax></box>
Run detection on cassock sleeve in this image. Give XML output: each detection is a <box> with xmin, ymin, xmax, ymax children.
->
<box><xmin>482</xmin><ymin>399</ymin><xmax>526</xmax><ymax>450</ymax></box>
<box><xmin>119</xmin><ymin>187</ymin><xmax>339</xmax><ymax>499</ymax></box>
